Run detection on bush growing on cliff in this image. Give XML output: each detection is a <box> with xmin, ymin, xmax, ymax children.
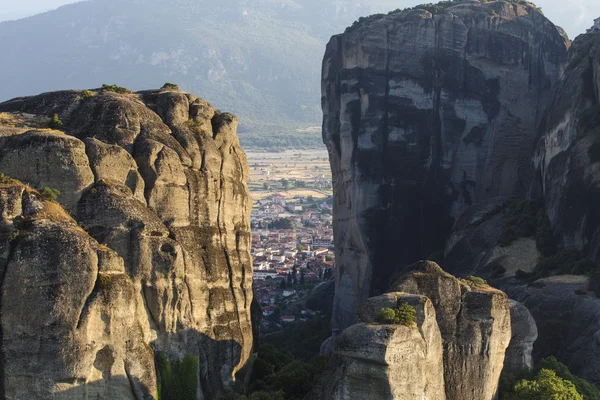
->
<box><xmin>465</xmin><ymin>275</ymin><xmax>487</xmax><ymax>288</ymax></box>
<box><xmin>48</xmin><ymin>113</ymin><xmax>63</xmax><ymax>130</ymax></box>
<box><xmin>81</xmin><ymin>90</ymin><xmax>96</xmax><ymax>100</ymax></box>
<box><xmin>156</xmin><ymin>353</ymin><xmax>199</xmax><ymax>400</ymax></box>
<box><xmin>101</xmin><ymin>84</ymin><xmax>132</xmax><ymax>94</ymax></box>
<box><xmin>0</xmin><ymin>172</ymin><xmax>15</xmax><ymax>185</ymax></box>
<box><xmin>40</xmin><ymin>187</ymin><xmax>60</xmax><ymax>202</ymax></box>
<box><xmin>375</xmin><ymin>302</ymin><xmax>416</xmax><ymax>327</ymax></box>
<box><xmin>498</xmin><ymin>197</ymin><xmax>557</xmax><ymax>257</ymax></box>
<box><xmin>533</xmin><ymin>249</ymin><xmax>597</xmax><ymax>278</ymax></box>
<box><xmin>161</xmin><ymin>82</ymin><xmax>180</xmax><ymax>90</ymax></box>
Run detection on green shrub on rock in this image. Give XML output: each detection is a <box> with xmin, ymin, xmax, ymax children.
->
<box><xmin>48</xmin><ymin>113</ymin><xmax>63</xmax><ymax>130</ymax></box>
<box><xmin>376</xmin><ymin>308</ymin><xmax>399</xmax><ymax>324</ymax></box>
<box><xmin>101</xmin><ymin>84</ymin><xmax>132</xmax><ymax>94</ymax></box>
<box><xmin>162</xmin><ymin>82</ymin><xmax>180</xmax><ymax>90</ymax></box>
<box><xmin>0</xmin><ymin>172</ymin><xmax>15</xmax><ymax>185</ymax></box>
<box><xmin>81</xmin><ymin>89</ymin><xmax>96</xmax><ymax>100</ymax></box>
<box><xmin>39</xmin><ymin>187</ymin><xmax>60</xmax><ymax>202</ymax></box>
<box><xmin>375</xmin><ymin>302</ymin><xmax>416</xmax><ymax>327</ymax></box>
<box><xmin>465</xmin><ymin>275</ymin><xmax>487</xmax><ymax>288</ymax></box>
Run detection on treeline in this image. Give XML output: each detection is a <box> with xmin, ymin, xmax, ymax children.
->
<box><xmin>238</xmin><ymin>131</ymin><xmax>323</xmax><ymax>150</ymax></box>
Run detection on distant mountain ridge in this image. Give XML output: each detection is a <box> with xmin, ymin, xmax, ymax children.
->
<box><xmin>0</xmin><ymin>0</ymin><xmax>401</xmax><ymax>147</ymax></box>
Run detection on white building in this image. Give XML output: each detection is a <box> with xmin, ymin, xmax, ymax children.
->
<box><xmin>272</xmin><ymin>255</ymin><xmax>286</xmax><ymax>263</ymax></box>
<box><xmin>284</xmin><ymin>250</ymin><xmax>298</xmax><ymax>258</ymax></box>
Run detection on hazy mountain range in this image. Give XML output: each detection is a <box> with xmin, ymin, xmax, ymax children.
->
<box><xmin>0</xmin><ymin>0</ymin><xmax>402</xmax><ymax>146</ymax></box>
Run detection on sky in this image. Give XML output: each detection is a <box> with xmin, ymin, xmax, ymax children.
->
<box><xmin>0</xmin><ymin>0</ymin><xmax>598</xmax><ymax>39</ymax></box>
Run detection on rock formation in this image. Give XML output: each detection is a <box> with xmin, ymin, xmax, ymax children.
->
<box><xmin>506</xmin><ymin>277</ymin><xmax>600</xmax><ymax>385</ymax></box>
<box><xmin>308</xmin><ymin>261</ymin><xmax>514</xmax><ymax>400</ymax></box>
<box><xmin>0</xmin><ymin>87</ymin><xmax>253</xmax><ymax>399</ymax></box>
<box><xmin>442</xmin><ymin>30</ymin><xmax>600</xmax><ymax>383</ymax></box>
<box><xmin>322</xmin><ymin>0</ymin><xmax>569</xmax><ymax>332</ymax></box>
<box><xmin>504</xmin><ymin>300</ymin><xmax>538</xmax><ymax>373</ymax></box>
<box><xmin>532</xmin><ymin>31</ymin><xmax>600</xmax><ymax>260</ymax></box>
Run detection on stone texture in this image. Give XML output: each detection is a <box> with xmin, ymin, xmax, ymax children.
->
<box><xmin>322</xmin><ymin>0</ymin><xmax>569</xmax><ymax>332</ymax></box>
<box><xmin>390</xmin><ymin>261</ymin><xmax>512</xmax><ymax>400</ymax></box>
<box><xmin>0</xmin><ymin>87</ymin><xmax>254</xmax><ymax>399</ymax></box>
<box><xmin>506</xmin><ymin>277</ymin><xmax>600</xmax><ymax>385</ymax></box>
<box><xmin>310</xmin><ymin>262</ymin><xmax>514</xmax><ymax>400</ymax></box>
<box><xmin>504</xmin><ymin>299</ymin><xmax>538</xmax><ymax>373</ymax></box>
<box><xmin>532</xmin><ymin>31</ymin><xmax>600</xmax><ymax>259</ymax></box>
<box><xmin>308</xmin><ymin>293</ymin><xmax>445</xmax><ymax>400</ymax></box>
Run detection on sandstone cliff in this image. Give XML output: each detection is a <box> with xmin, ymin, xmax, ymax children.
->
<box><xmin>322</xmin><ymin>0</ymin><xmax>569</xmax><ymax>332</ymax></box>
<box><xmin>309</xmin><ymin>261</ymin><xmax>515</xmax><ymax>400</ymax></box>
<box><xmin>0</xmin><ymin>87</ymin><xmax>253</xmax><ymax>399</ymax></box>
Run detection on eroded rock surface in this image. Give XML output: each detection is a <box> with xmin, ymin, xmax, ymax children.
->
<box><xmin>310</xmin><ymin>261</ymin><xmax>515</xmax><ymax>400</ymax></box>
<box><xmin>308</xmin><ymin>292</ymin><xmax>445</xmax><ymax>400</ymax></box>
<box><xmin>323</xmin><ymin>0</ymin><xmax>568</xmax><ymax>332</ymax></box>
<box><xmin>0</xmin><ymin>87</ymin><xmax>253</xmax><ymax>399</ymax></box>
<box><xmin>532</xmin><ymin>31</ymin><xmax>600</xmax><ymax>259</ymax></box>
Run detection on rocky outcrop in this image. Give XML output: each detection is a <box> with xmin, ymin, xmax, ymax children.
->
<box><xmin>504</xmin><ymin>300</ymin><xmax>538</xmax><ymax>373</ymax></box>
<box><xmin>0</xmin><ymin>87</ymin><xmax>253</xmax><ymax>399</ymax></box>
<box><xmin>390</xmin><ymin>261</ymin><xmax>512</xmax><ymax>400</ymax></box>
<box><xmin>310</xmin><ymin>261</ymin><xmax>515</xmax><ymax>400</ymax></box>
<box><xmin>532</xmin><ymin>31</ymin><xmax>600</xmax><ymax>260</ymax></box>
<box><xmin>506</xmin><ymin>277</ymin><xmax>600</xmax><ymax>385</ymax></box>
<box><xmin>308</xmin><ymin>292</ymin><xmax>446</xmax><ymax>400</ymax></box>
<box><xmin>322</xmin><ymin>0</ymin><xmax>569</xmax><ymax>332</ymax></box>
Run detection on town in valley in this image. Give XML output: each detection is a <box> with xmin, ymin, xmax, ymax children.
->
<box><xmin>247</xmin><ymin>150</ymin><xmax>336</xmax><ymax>333</ymax></box>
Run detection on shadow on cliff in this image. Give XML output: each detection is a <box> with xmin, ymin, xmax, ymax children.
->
<box><xmin>51</xmin><ymin>329</ymin><xmax>255</xmax><ymax>400</ymax></box>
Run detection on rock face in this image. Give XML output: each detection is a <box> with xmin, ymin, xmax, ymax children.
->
<box><xmin>442</xmin><ymin>31</ymin><xmax>600</xmax><ymax>382</ymax></box>
<box><xmin>322</xmin><ymin>0</ymin><xmax>569</xmax><ymax>332</ymax></box>
<box><xmin>0</xmin><ymin>88</ymin><xmax>253</xmax><ymax>399</ymax></box>
<box><xmin>309</xmin><ymin>292</ymin><xmax>446</xmax><ymax>400</ymax></box>
<box><xmin>532</xmin><ymin>31</ymin><xmax>600</xmax><ymax>260</ymax></box>
<box><xmin>390</xmin><ymin>261</ymin><xmax>512</xmax><ymax>400</ymax></box>
<box><xmin>309</xmin><ymin>261</ymin><xmax>514</xmax><ymax>400</ymax></box>
<box><xmin>504</xmin><ymin>299</ymin><xmax>538</xmax><ymax>373</ymax></box>
<box><xmin>506</xmin><ymin>277</ymin><xmax>600</xmax><ymax>385</ymax></box>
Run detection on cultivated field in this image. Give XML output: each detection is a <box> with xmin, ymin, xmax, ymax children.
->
<box><xmin>246</xmin><ymin>149</ymin><xmax>332</xmax><ymax>200</ymax></box>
